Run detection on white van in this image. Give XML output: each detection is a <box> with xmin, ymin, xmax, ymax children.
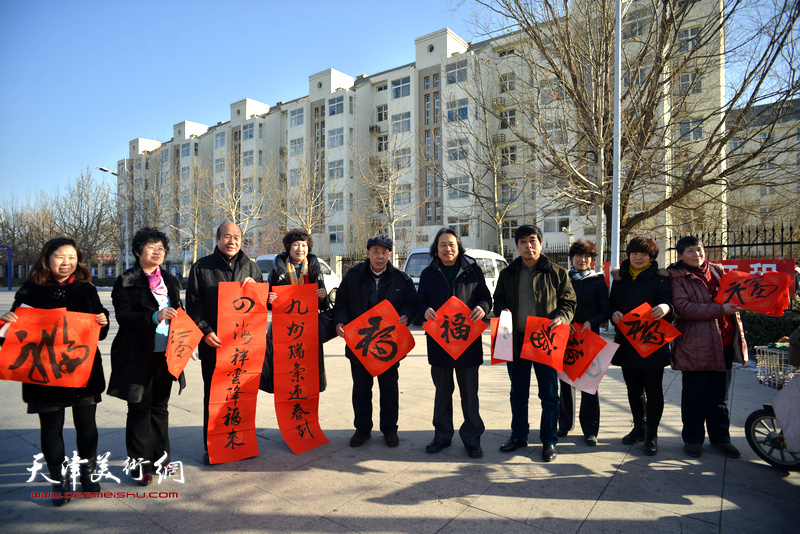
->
<box><xmin>402</xmin><ymin>247</ymin><xmax>508</xmax><ymax>295</ymax></box>
<box><xmin>255</xmin><ymin>254</ymin><xmax>341</xmax><ymax>302</ymax></box>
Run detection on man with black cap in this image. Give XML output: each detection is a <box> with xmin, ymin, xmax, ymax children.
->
<box><xmin>333</xmin><ymin>236</ymin><xmax>416</xmax><ymax>448</ymax></box>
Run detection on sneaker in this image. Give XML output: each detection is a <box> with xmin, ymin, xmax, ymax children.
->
<box><xmin>684</xmin><ymin>443</ymin><xmax>703</xmax><ymax>458</ymax></box>
<box><xmin>384</xmin><ymin>432</ymin><xmax>400</xmax><ymax>447</ymax></box>
<box><xmin>713</xmin><ymin>442</ymin><xmax>741</xmax><ymax>458</ymax></box>
<box><xmin>349</xmin><ymin>432</ymin><xmax>371</xmax><ymax>447</ymax></box>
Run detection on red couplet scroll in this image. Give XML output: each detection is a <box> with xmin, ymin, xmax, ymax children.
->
<box><xmin>714</xmin><ymin>270</ymin><xmax>792</xmax><ymax>317</ymax></box>
<box><xmin>272</xmin><ymin>284</ymin><xmax>328</xmax><ymax>454</ymax></box>
<box><xmin>343</xmin><ymin>299</ymin><xmax>415</xmax><ymax>377</ymax></box>
<box><xmin>617</xmin><ymin>303</ymin><xmax>681</xmax><ymax>358</ymax></box>
<box><xmin>520</xmin><ymin>316</ymin><xmax>570</xmax><ymax>372</ymax></box>
<box><xmin>165</xmin><ymin>308</ymin><xmax>204</xmax><ymax>380</ymax></box>
<box><xmin>207</xmin><ymin>282</ymin><xmax>269</xmax><ymax>465</ymax></box>
<box><xmin>422</xmin><ymin>296</ymin><xmax>487</xmax><ymax>361</ymax></box>
<box><xmin>0</xmin><ymin>307</ymin><xmax>100</xmax><ymax>387</ymax></box>
<box><xmin>562</xmin><ymin>324</ymin><xmax>607</xmax><ymax>381</ymax></box>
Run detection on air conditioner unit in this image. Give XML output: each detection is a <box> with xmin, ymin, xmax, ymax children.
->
<box><xmin>279</xmin><ymin>147</ymin><xmax>288</xmax><ymax>156</ymax></box>
<box><xmin>492</xmin><ymin>97</ymin><xmax>506</xmax><ymax>108</ymax></box>
<box><xmin>369</xmin><ymin>125</ymin><xmax>381</xmax><ymax>134</ymax></box>
<box><xmin>493</xmin><ymin>133</ymin><xmax>506</xmax><ymax>144</ymax></box>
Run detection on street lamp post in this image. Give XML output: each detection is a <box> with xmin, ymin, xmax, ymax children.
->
<box><xmin>97</xmin><ymin>166</ymin><xmax>129</xmax><ymax>272</ymax></box>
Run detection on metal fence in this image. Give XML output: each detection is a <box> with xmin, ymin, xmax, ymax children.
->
<box><xmin>665</xmin><ymin>224</ymin><xmax>800</xmax><ymax>261</ymax></box>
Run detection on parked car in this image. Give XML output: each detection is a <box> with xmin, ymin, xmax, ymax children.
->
<box><xmin>402</xmin><ymin>247</ymin><xmax>508</xmax><ymax>296</ymax></box>
<box><xmin>255</xmin><ymin>254</ymin><xmax>341</xmax><ymax>302</ymax></box>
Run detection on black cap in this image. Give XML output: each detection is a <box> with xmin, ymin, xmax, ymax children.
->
<box><xmin>367</xmin><ymin>236</ymin><xmax>393</xmax><ymax>251</ymax></box>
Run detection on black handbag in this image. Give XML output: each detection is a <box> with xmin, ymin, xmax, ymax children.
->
<box><xmin>319</xmin><ymin>307</ymin><xmax>337</xmax><ymax>343</ymax></box>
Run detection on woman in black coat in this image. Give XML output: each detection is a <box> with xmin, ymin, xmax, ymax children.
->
<box><xmin>558</xmin><ymin>239</ymin><xmax>610</xmax><ymax>446</ymax></box>
<box><xmin>1</xmin><ymin>237</ymin><xmax>109</xmax><ymax>505</ymax></box>
<box><xmin>414</xmin><ymin>228</ymin><xmax>492</xmax><ymax>458</ymax></box>
<box><xmin>261</xmin><ymin>229</ymin><xmax>328</xmax><ymax>393</ymax></box>
<box><xmin>108</xmin><ymin>228</ymin><xmax>185</xmax><ymax>487</ymax></box>
<box><xmin>609</xmin><ymin>236</ymin><xmax>673</xmax><ymax>456</ymax></box>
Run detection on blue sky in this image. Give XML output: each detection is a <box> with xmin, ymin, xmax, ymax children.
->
<box><xmin>0</xmin><ymin>0</ymin><xmax>477</xmax><ymax>197</ymax></box>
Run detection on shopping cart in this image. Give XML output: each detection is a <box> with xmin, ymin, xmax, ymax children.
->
<box><xmin>744</xmin><ymin>346</ymin><xmax>800</xmax><ymax>470</ymax></box>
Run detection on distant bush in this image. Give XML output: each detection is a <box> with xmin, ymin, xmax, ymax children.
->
<box><xmin>740</xmin><ymin>297</ymin><xmax>800</xmax><ymax>348</ymax></box>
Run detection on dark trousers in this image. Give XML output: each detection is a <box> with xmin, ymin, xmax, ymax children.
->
<box><xmin>349</xmin><ymin>356</ymin><xmax>399</xmax><ymax>435</ymax></box>
<box><xmin>201</xmin><ymin>352</ymin><xmax>216</xmax><ymax>450</ymax></box>
<box><xmin>430</xmin><ymin>365</ymin><xmax>484</xmax><ymax>448</ymax></box>
<box><xmin>681</xmin><ymin>370</ymin><xmax>731</xmax><ymax>445</ymax></box>
<box><xmin>39</xmin><ymin>404</ymin><xmax>98</xmax><ymax>480</ymax></box>
<box><xmin>558</xmin><ymin>380</ymin><xmax>600</xmax><ymax>437</ymax></box>
<box><xmin>621</xmin><ymin>367</ymin><xmax>664</xmax><ymax>428</ymax></box>
<box><xmin>507</xmin><ymin>335</ymin><xmax>560</xmax><ymax>445</ymax></box>
<box><xmin>126</xmin><ymin>355</ymin><xmax>174</xmax><ymax>474</ymax></box>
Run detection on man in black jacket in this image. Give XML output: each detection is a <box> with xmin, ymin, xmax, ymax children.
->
<box><xmin>493</xmin><ymin>225</ymin><xmax>576</xmax><ymax>462</ymax></box>
<box><xmin>333</xmin><ymin>236</ymin><xmax>416</xmax><ymax>448</ymax></box>
<box><xmin>186</xmin><ymin>222</ymin><xmax>262</xmax><ymax>462</ymax></box>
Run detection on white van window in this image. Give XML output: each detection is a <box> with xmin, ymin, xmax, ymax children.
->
<box><xmin>256</xmin><ymin>259</ymin><xmax>274</xmax><ymax>273</ymax></box>
<box><xmin>495</xmin><ymin>259</ymin><xmax>507</xmax><ymax>273</ymax></box>
<box><xmin>474</xmin><ymin>258</ymin><xmax>495</xmax><ymax>277</ymax></box>
<box><xmin>319</xmin><ymin>261</ymin><xmax>331</xmax><ymax>275</ymax></box>
<box><xmin>405</xmin><ymin>253</ymin><xmax>433</xmax><ymax>277</ymax></box>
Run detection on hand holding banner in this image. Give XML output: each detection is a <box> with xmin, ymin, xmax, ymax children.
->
<box><xmin>562</xmin><ymin>324</ymin><xmax>607</xmax><ymax>381</ymax></box>
<box><xmin>165</xmin><ymin>308</ymin><xmax>204</xmax><ymax>380</ymax></box>
<box><xmin>617</xmin><ymin>303</ymin><xmax>680</xmax><ymax>358</ymax></box>
<box><xmin>714</xmin><ymin>269</ymin><xmax>792</xmax><ymax>317</ymax></box>
<box><xmin>558</xmin><ymin>339</ymin><xmax>619</xmax><ymax>395</ymax></box>
<box><xmin>520</xmin><ymin>317</ymin><xmax>569</xmax><ymax>372</ymax></box>
<box><xmin>422</xmin><ymin>296</ymin><xmax>487</xmax><ymax>361</ymax></box>
<box><xmin>343</xmin><ymin>300</ymin><xmax>415</xmax><ymax>377</ymax></box>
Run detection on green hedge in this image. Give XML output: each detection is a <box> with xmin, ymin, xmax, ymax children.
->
<box><xmin>740</xmin><ymin>296</ymin><xmax>800</xmax><ymax>348</ymax></box>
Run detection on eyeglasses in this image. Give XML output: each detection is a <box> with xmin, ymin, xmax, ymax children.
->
<box><xmin>143</xmin><ymin>246</ymin><xmax>166</xmax><ymax>253</ymax></box>
<box><xmin>52</xmin><ymin>254</ymin><xmax>77</xmax><ymax>261</ymax></box>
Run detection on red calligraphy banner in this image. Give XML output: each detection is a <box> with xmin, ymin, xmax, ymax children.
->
<box><xmin>520</xmin><ymin>317</ymin><xmax>569</xmax><ymax>372</ymax></box>
<box><xmin>562</xmin><ymin>324</ymin><xmax>606</xmax><ymax>381</ymax></box>
<box><xmin>272</xmin><ymin>284</ymin><xmax>328</xmax><ymax>454</ymax></box>
<box><xmin>617</xmin><ymin>303</ymin><xmax>681</xmax><ymax>358</ymax></box>
<box><xmin>0</xmin><ymin>307</ymin><xmax>100</xmax><ymax>387</ymax></box>
<box><xmin>343</xmin><ymin>299</ymin><xmax>415</xmax><ymax>377</ymax></box>
<box><xmin>422</xmin><ymin>297</ymin><xmax>487</xmax><ymax>361</ymax></box>
<box><xmin>207</xmin><ymin>282</ymin><xmax>268</xmax><ymax>465</ymax></box>
<box><xmin>165</xmin><ymin>308</ymin><xmax>204</xmax><ymax>380</ymax></box>
<box><xmin>714</xmin><ymin>269</ymin><xmax>792</xmax><ymax>317</ymax></box>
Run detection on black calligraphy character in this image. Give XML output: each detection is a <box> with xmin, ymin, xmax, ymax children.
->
<box><xmin>286</xmin><ymin>321</ymin><xmax>305</xmax><ymax>340</ymax></box>
<box><xmin>227</xmin><ymin>367</ymin><xmax>244</xmax><ymax>385</ymax></box>
<box><xmin>226</xmin><ymin>384</ymin><xmax>241</xmax><ymax>405</ymax></box>
<box><xmin>223</xmin><ymin>406</ymin><xmax>241</xmax><ymax>426</ymax></box>
<box><xmin>9</xmin><ymin>323</ymin><xmax>58</xmax><ymax>384</ymax></box>
<box><xmin>283</xmin><ymin>299</ymin><xmax>308</xmax><ymax>315</ymax></box>
<box><xmin>232</xmin><ymin>296</ymin><xmax>255</xmax><ymax>313</ymax></box>
<box><xmin>722</xmin><ymin>281</ymin><xmax>747</xmax><ymax>305</ymax></box>
<box><xmin>530</xmin><ymin>325</ymin><xmax>558</xmax><ymax>356</ymax></box>
<box><xmin>291</xmin><ymin>361</ymin><xmax>306</xmax><ymax>383</ymax></box>
<box><xmin>288</xmin><ymin>343</ymin><xmax>305</xmax><ymax>359</ymax></box>
<box><xmin>230</xmin><ymin>348</ymin><xmax>249</xmax><ymax>366</ymax></box>
<box><xmin>355</xmin><ymin>316</ymin><xmax>398</xmax><ymax>362</ymax></box>
<box><xmin>440</xmin><ymin>312</ymin><xmax>470</xmax><ymax>343</ymax></box>
<box><xmin>291</xmin><ymin>403</ymin><xmax>310</xmax><ymax>421</ymax></box>
<box><xmin>233</xmin><ymin>320</ymin><xmax>252</xmax><ymax>344</ymax></box>
<box><xmin>55</xmin><ymin>317</ymin><xmax>91</xmax><ymax>375</ymax></box>
<box><xmin>564</xmin><ymin>336</ymin><xmax>584</xmax><ymax>365</ymax></box>
<box><xmin>224</xmin><ymin>429</ymin><xmax>244</xmax><ymax>450</ymax></box>
<box><xmin>287</xmin><ymin>384</ymin><xmax>308</xmax><ymax>401</ymax></box>
<box><xmin>170</xmin><ymin>329</ymin><xmax>193</xmax><ymax>359</ymax></box>
<box><xmin>622</xmin><ymin>315</ymin><xmax>666</xmax><ymax>346</ymax></box>
<box><xmin>295</xmin><ymin>420</ymin><xmax>314</xmax><ymax>439</ymax></box>
<box><xmin>743</xmin><ymin>277</ymin><xmax>778</xmax><ymax>299</ymax></box>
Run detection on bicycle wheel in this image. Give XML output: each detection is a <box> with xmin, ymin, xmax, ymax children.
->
<box><xmin>744</xmin><ymin>408</ymin><xmax>800</xmax><ymax>470</ymax></box>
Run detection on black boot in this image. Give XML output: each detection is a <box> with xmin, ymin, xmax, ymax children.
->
<box><xmin>622</xmin><ymin>420</ymin><xmax>645</xmax><ymax>445</ymax></box>
<box><xmin>51</xmin><ymin>477</ymin><xmax>71</xmax><ymax>507</ymax></box>
<box><xmin>80</xmin><ymin>459</ymin><xmax>101</xmax><ymax>493</ymax></box>
<box><xmin>643</xmin><ymin>425</ymin><xmax>658</xmax><ymax>456</ymax></box>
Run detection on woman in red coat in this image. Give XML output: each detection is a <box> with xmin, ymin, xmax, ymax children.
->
<box><xmin>668</xmin><ymin>236</ymin><xmax>748</xmax><ymax>459</ymax></box>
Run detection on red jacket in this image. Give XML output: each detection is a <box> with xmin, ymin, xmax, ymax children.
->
<box><xmin>668</xmin><ymin>262</ymin><xmax>748</xmax><ymax>371</ymax></box>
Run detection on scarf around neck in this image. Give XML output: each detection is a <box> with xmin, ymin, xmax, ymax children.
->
<box><xmin>286</xmin><ymin>257</ymin><xmax>309</xmax><ymax>285</ymax></box>
<box><xmin>569</xmin><ymin>266</ymin><xmax>594</xmax><ymax>281</ymax></box>
<box><xmin>145</xmin><ymin>267</ymin><xmax>168</xmax><ymax>297</ymax></box>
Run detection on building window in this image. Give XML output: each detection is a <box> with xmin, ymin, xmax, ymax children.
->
<box><xmin>501</xmin><ymin>145</ymin><xmax>517</xmax><ymax>166</ymax></box>
<box><xmin>425</xmin><ymin>94</ymin><xmax>431</xmax><ymax>125</ymax></box>
<box><xmin>448</xmin><ymin>138</ymin><xmax>468</xmax><ymax>161</ymax></box>
<box><xmin>500</xmin><ymin>73</ymin><xmax>516</xmax><ymax>93</ymax></box>
<box><xmin>393</xmin><ymin>147</ymin><xmax>411</xmax><ymax>170</ymax></box>
<box><xmin>679</xmin><ymin>118</ymin><xmax>703</xmax><ymax>142</ymax></box>
<box><xmin>328</xmin><ymin>159</ymin><xmax>344</xmax><ymax>180</ymax></box>
<box><xmin>242</xmin><ymin>177</ymin><xmax>254</xmax><ymax>194</ymax></box>
<box><xmin>242</xmin><ymin>150</ymin><xmax>254</xmax><ymax>166</ymax></box>
<box><xmin>543</xmin><ymin>210</ymin><xmax>571</xmax><ymax>233</ymax></box>
<box><xmin>502</xmin><ymin>219</ymin><xmax>518</xmax><ymax>238</ymax></box>
<box><xmin>543</xmin><ymin>122</ymin><xmax>565</xmax><ymax>145</ymax></box>
<box><xmin>424</xmin><ymin>76</ymin><xmax>430</xmax><ymax>90</ymax></box>
<box><xmin>215</xmin><ymin>132</ymin><xmax>225</xmax><ymax>148</ymax></box>
<box><xmin>258</xmin><ymin>150</ymin><xmax>263</xmax><ymax>165</ymax></box>
<box><xmin>392</xmin><ymin>76</ymin><xmax>411</xmax><ymax>99</ymax></box>
<box><xmin>679</xmin><ymin>27</ymin><xmax>700</xmax><ymax>53</ymax></box>
<box><xmin>329</xmin><ymin>127</ymin><xmax>344</xmax><ymax>148</ymax></box>
<box><xmin>449</xmin><ymin>216</ymin><xmax>469</xmax><ymax>237</ymax></box>
<box><xmin>243</xmin><ymin>123</ymin><xmax>254</xmax><ymax>140</ymax></box>
<box><xmin>448</xmin><ymin>175</ymin><xmax>469</xmax><ymax>199</ymax></box>
<box><xmin>447</xmin><ymin>98</ymin><xmax>468</xmax><ymax>122</ymax></box>
<box><xmin>392</xmin><ymin>112</ymin><xmax>411</xmax><ymax>133</ymax></box>
<box><xmin>425</xmin><ymin>167</ymin><xmax>442</xmax><ymax>197</ymax></box>
<box><xmin>434</xmin><ymin>92</ymin><xmax>441</xmax><ymax>123</ymax></box>
<box><xmin>180</xmin><ymin>166</ymin><xmax>189</xmax><ymax>180</ymax></box>
<box><xmin>623</xmin><ymin>9</ymin><xmax>648</xmax><ymax>39</ymax></box>
<box><xmin>290</xmin><ymin>109</ymin><xmax>304</xmax><ymax>127</ymax></box>
<box><xmin>540</xmin><ymin>82</ymin><xmax>565</xmax><ymax>105</ymax></box>
<box><xmin>501</xmin><ymin>110</ymin><xmax>517</xmax><ymax>129</ymax></box>
<box><xmin>679</xmin><ymin>73</ymin><xmax>701</xmax><ymax>94</ymax></box>
<box><xmin>328</xmin><ymin>193</ymin><xmax>343</xmax><ymax>212</ymax></box>
<box><xmin>349</xmin><ymin>96</ymin><xmax>355</xmax><ymax>114</ymax></box>
<box><xmin>290</xmin><ymin>138</ymin><xmax>304</xmax><ymax>156</ymax></box>
<box><xmin>215</xmin><ymin>158</ymin><xmax>225</xmax><ymax>173</ymax></box>
<box><xmin>329</xmin><ymin>225</ymin><xmax>344</xmax><ymax>243</ymax></box>
<box><xmin>760</xmin><ymin>185</ymin><xmax>775</xmax><ymax>195</ymax></box>
<box><xmin>329</xmin><ymin>96</ymin><xmax>344</xmax><ymax>116</ymax></box>
<box><xmin>181</xmin><ymin>143</ymin><xmax>190</xmax><ymax>157</ymax></box>
<box><xmin>433</xmin><ymin>73</ymin><xmax>440</xmax><ymax>87</ymax></box>
<box><xmin>377</xmin><ymin>104</ymin><xmax>388</xmax><ymax>122</ymax></box>
<box><xmin>395</xmin><ymin>183</ymin><xmax>412</xmax><ymax>205</ymax></box>
<box><xmin>376</xmin><ymin>83</ymin><xmax>387</xmax><ymax>92</ymax></box>
<box><xmin>760</xmin><ymin>157</ymin><xmax>776</xmax><ymax>170</ymax></box>
<box><xmin>500</xmin><ymin>183</ymin><xmax>513</xmax><ymax>202</ymax></box>
<box><xmin>435</xmin><ymin>201</ymin><xmax>442</xmax><ymax>222</ymax></box>
<box><xmin>446</xmin><ymin>60</ymin><xmax>467</xmax><ymax>84</ymax></box>
<box><xmin>425</xmin><ymin>130</ymin><xmax>432</xmax><ymax>160</ymax></box>
<box><xmin>377</xmin><ymin>134</ymin><xmax>388</xmax><ymax>152</ymax></box>
<box><xmin>434</xmin><ymin>129</ymin><xmax>441</xmax><ymax>159</ymax></box>
<box><xmin>289</xmin><ymin>169</ymin><xmax>299</xmax><ymax>186</ymax></box>
<box><xmin>499</xmin><ymin>49</ymin><xmax>515</xmax><ymax>57</ymax></box>
<box><xmin>258</xmin><ymin>123</ymin><xmax>263</xmax><ymax>139</ymax></box>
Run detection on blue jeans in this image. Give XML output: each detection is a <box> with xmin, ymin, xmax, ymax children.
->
<box><xmin>506</xmin><ymin>334</ymin><xmax>560</xmax><ymax>445</ymax></box>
